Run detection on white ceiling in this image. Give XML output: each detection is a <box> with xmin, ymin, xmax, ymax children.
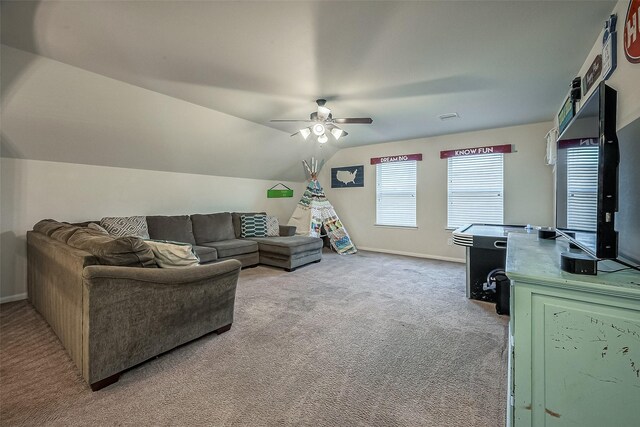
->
<box><xmin>0</xmin><ymin>1</ymin><xmax>616</xmax><ymax>181</ymax></box>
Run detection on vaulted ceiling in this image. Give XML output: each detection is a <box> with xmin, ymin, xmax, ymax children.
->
<box><xmin>1</xmin><ymin>1</ymin><xmax>616</xmax><ymax>181</ymax></box>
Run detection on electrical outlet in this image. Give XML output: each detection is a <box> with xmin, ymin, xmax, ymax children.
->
<box><xmin>447</xmin><ymin>238</ymin><xmax>453</xmax><ymax>246</ymax></box>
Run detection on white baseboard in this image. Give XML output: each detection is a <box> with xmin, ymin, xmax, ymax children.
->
<box><xmin>0</xmin><ymin>293</ymin><xmax>27</xmax><ymax>304</ymax></box>
<box><xmin>357</xmin><ymin>246</ymin><xmax>465</xmax><ymax>264</ymax></box>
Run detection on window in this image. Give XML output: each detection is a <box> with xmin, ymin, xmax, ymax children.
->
<box><xmin>376</xmin><ymin>161</ymin><xmax>417</xmax><ymax>227</ymax></box>
<box><xmin>566</xmin><ymin>145</ymin><xmax>598</xmax><ymax>231</ymax></box>
<box><xmin>447</xmin><ymin>153</ymin><xmax>504</xmax><ymax>229</ymax></box>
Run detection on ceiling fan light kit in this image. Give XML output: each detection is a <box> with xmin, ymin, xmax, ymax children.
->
<box><xmin>330</xmin><ymin>128</ymin><xmax>345</xmax><ymax>140</ymax></box>
<box><xmin>273</xmin><ymin>99</ymin><xmax>373</xmax><ymax>144</ymax></box>
<box><xmin>317</xmin><ymin>106</ymin><xmax>331</xmax><ymax>120</ymax></box>
<box><xmin>299</xmin><ymin>127</ymin><xmax>311</xmax><ymax>140</ymax></box>
<box><xmin>312</xmin><ymin>123</ymin><xmax>325</xmax><ymax>136</ymax></box>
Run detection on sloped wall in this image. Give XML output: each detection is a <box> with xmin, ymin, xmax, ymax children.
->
<box><xmin>1</xmin><ymin>45</ymin><xmax>335</xmax><ymax>182</ymax></box>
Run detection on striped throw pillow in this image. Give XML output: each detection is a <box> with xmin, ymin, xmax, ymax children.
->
<box><xmin>240</xmin><ymin>214</ymin><xmax>267</xmax><ymax>237</ymax></box>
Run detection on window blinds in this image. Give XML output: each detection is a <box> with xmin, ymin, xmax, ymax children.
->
<box><xmin>376</xmin><ymin>161</ymin><xmax>417</xmax><ymax>227</ymax></box>
<box><xmin>566</xmin><ymin>146</ymin><xmax>598</xmax><ymax>231</ymax></box>
<box><xmin>447</xmin><ymin>153</ymin><xmax>504</xmax><ymax>229</ymax></box>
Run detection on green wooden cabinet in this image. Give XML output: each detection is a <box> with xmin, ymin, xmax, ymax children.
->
<box><xmin>505</xmin><ymin>234</ymin><xmax>640</xmax><ymax>427</ymax></box>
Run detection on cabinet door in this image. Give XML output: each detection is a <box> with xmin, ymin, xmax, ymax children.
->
<box><xmin>515</xmin><ymin>285</ymin><xmax>640</xmax><ymax>426</ymax></box>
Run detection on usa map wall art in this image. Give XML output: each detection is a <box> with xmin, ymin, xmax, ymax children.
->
<box><xmin>331</xmin><ymin>165</ymin><xmax>364</xmax><ymax>188</ymax></box>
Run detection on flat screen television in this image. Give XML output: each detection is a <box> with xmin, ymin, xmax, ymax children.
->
<box><xmin>556</xmin><ymin>81</ymin><xmax>619</xmax><ymax>260</ymax></box>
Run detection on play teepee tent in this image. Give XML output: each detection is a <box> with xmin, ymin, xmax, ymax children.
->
<box><xmin>288</xmin><ymin>158</ymin><xmax>357</xmax><ymax>255</ymax></box>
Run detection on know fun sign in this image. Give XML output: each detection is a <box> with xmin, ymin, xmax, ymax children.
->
<box><xmin>439</xmin><ymin>144</ymin><xmax>513</xmax><ymax>159</ymax></box>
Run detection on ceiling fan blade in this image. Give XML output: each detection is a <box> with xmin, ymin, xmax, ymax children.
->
<box><xmin>290</xmin><ymin>131</ymin><xmax>300</xmax><ymax>137</ymax></box>
<box><xmin>270</xmin><ymin>119</ymin><xmax>314</xmax><ymax>123</ymax></box>
<box><xmin>333</xmin><ymin>118</ymin><xmax>373</xmax><ymax>124</ymax></box>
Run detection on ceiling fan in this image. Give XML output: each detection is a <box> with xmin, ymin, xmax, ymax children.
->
<box><xmin>271</xmin><ymin>99</ymin><xmax>373</xmax><ymax>143</ymax></box>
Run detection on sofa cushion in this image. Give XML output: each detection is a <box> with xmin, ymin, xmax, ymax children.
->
<box><xmin>278</xmin><ymin>225</ymin><xmax>296</xmax><ymax>237</ymax></box>
<box><xmin>146</xmin><ymin>215</ymin><xmax>196</xmax><ymax>245</ymax></box>
<box><xmin>266</xmin><ymin>216</ymin><xmax>280</xmax><ymax>237</ymax></box>
<box><xmin>67</xmin><ymin>229</ymin><xmax>155</xmax><ymax>267</ymax></box>
<box><xmin>33</xmin><ymin>219</ymin><xmax>70</xmax><ymax>236</ymax></box>
<box><xmin>87</xmin><ymin>223</ymin><xmax>110</xmax><ymax>235</ymax></box>
<box><xmin>246</xmin><ymin>236</ymin><xmax>323</xmax><ymax>256</ymax></box>
<box><xmin>200</xmin><ymin>239</ymin><xmax>258</xmax><ymax>258</ymax></box>
<box><xmin>240</xmin><ymin>214</ymin><xmax>268</xmax><ymax>238</ymax></box>
<box><xmin>71</xmin><ymin>220</ymin><xmax>99</xmax><ymax>227</ymax></box>
<box><xmin>192</xmin><ymin>245</ymin><xmax>218</xmax><ymax>264</ymax></box>
<box><xmin>49</xmin><ymin>224</ymin><xmax>81</xmax><ymax>243</ymax></box>
<box><xmin>100</xmin><ymin>216</ymin><xmax>150</xmax><ymax>239</ymax></box>
<box><xmin>231</xmin><ymin>212</ymin><xmax>266</xmax><ymax>238</ymax></box>
<box><xmin>191</xmin><ymin>213</ymin><xmax>235</xmax><ymax>244</ymax></box>
<box><xmin>144</xmin><ymin>240</ymin><xmax>200</xmax><ymax>268</ymax></box>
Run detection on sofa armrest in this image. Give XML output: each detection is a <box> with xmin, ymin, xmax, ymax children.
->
<box><xmin>81</xmin><ymin>260</ymin><xmax>241</xmax><ymax>384</ymax></box>
<box><xmin>279</xmin><ymin>225</ymin><xmax>296</xmax><ymax>236</ymax></box>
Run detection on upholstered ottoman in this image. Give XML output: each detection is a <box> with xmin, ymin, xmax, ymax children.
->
<box><xmin>246</xmin><ymin>236</ymin><xmax>323</xmax><ymax>271</ymax></box>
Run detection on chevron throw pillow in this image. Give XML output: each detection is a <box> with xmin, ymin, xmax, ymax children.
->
<box><xmin>240</xmin><ymin>214</ymin><xmax>268</xmax><ymax>237</ymax></box>
<box><xmin>100</xmin><ymin>216</ymin><xmax>150</xmax><ymax>239</ymax></box>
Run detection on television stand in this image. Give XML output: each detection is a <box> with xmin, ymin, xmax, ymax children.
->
<box><xmin>505</xmin><ymin>233</ymin><xmax>640</xmax><ymax>427</ymax></box>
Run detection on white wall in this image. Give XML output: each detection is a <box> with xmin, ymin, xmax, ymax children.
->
<box><xmin>320</xmin><ymin>122</ymin><xmax>554</xmax><ymax>261</ymax></box>
<box><xmin>575</xmin><ymin>0</ymin><xmax>640</xmax><ymax>130</ymax></box>
<box><xmin>0</xmin><ymin>158</ymin><xmax>305</xmax><ymax>301</ymax></box>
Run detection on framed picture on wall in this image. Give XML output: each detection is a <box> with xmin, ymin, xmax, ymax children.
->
<box><xmin>331</xmin><ymin>165</ymin><xmax>364</xmax><ymax>188</ymax></box>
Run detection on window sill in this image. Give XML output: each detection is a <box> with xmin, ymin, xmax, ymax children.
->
<box><xmin>374</xmin><ymin>224</ymin><xmax>418</xmax><ymax>230</ymax></box>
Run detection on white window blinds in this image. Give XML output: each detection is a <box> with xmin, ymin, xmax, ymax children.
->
<box><xmin>566</xmin><ymin>146</ymin><xmax>598</xmax><ymax>231</ymax></box>
<box><xmin>376</xmin><ymin>161</ymin><xmax>417</xmax><ymax>227</ymax></box>
<box><xmin>447</xmin><ymin>153</ymin><xmax>504</xmax><ymax>229</ymax></box>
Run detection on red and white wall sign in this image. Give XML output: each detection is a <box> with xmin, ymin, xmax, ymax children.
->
<box><xmin>558</xmin><ymin>138</ymin><xmax>598</xmax><ymax>149</ymax></box>
<box><xmin>439</xmin><ymin>144</ymin><xmax>513</xmax><ymax>159</ymax></box>
<box><xmin>370</xmin><ymin>153</ymin><xmax>422</xmax><ymax>164</ymax></box>
<box><xmin>625</xmin><ymin>0</ymin><xmax>640</xmax><ymax>63</ymax></box>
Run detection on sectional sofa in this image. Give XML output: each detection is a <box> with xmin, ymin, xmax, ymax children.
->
<box><xmin>26</xmin><ymin>212</ymin><xmax>322</xmax><ymax>390</ymax></box>
<box><xmin>28</xmin><ymin>220</ymin><xmax>240</xmax><ymax>391</ymax></box>
<box><xmin>146</xmin><ymin>212</ymin><xmax>323</xmax><ymax>271</ymax></box>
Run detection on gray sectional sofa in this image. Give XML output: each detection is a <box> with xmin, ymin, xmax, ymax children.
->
<box><xmin>26</xmin><ymin>212</ymin><xmax>322</xmax><ymax>391</ymax></box>
<box><xmin>146</xmin><ymin>212</ymin><xmax>323</xmax><ymax>271</ymax></box>
<box><xmin>28</xmin><ymin>220</ymin><xmax>241</xmax><ymax>391</ymax></box>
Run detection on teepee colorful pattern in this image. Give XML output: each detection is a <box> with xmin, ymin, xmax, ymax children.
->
<box><xmin>288</xmin><ymin>159</ymin><xmax>357</xmax><ymax>255</ymax></box>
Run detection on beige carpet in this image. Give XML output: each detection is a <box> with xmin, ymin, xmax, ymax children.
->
<box><xmin>0</xmin><ymin>250</ymin><xmax>508</xmax><ymax>426</ymax></box>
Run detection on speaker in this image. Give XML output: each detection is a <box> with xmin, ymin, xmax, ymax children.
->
<box><xmin>538</xmin><ymin>227</ymin><xmax>556</xmax><ymax>239</ymax></box>
<box><xmin>560</xmin><ymin>251</ymin><xmax>597</xmax><ymax>275</ymax></box>
<box><xmin>570</xmin><ymin>77</ymin><xmax>581</xmax><ymax>102</ymax></box>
